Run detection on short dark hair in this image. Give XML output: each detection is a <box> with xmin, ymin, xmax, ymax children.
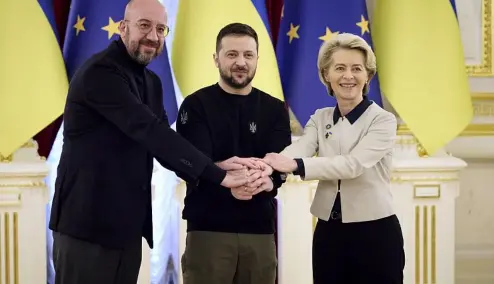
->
<box><xmin>215</xmin><ymin>23</ymin><xmax>259</xmax><ymax>53</ymax></box>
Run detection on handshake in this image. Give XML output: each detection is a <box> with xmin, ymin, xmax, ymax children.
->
<box><xmin>218</xmin><ymin>153</ymin><xmax>298</xmax><ymax>201</ymax></box>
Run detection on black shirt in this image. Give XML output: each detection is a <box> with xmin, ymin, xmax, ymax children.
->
<box><xmin>176</xmin><ymin>83</ymin><xmax>292</xmax><ymax>234</ymax></box>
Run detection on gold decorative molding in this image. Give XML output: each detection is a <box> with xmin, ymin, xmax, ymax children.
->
<box><xmin>398</xmin><ymin>124</ymin><xmax>494</xmax><ymax>137</ymax></box>
<box><xmin>391</xmin><ymin>176</ymin><xmax>459</xmax><ymax>183</ymax></box>
<box><xmin>0</xmin><ymin>190</ymin><xmax>22</xmax><ymax>207</ymax></box>
<box><xmin>415</xmin><ymin>206</ymin><xmax>420</xmax><ymax>283</ymax></box>
<box><xmin>1</xmin><ymin>212</ymin><xmax>19</xmax><ymax>284</ymax></box>
<box><xmin>393</xmin><ymin>168</ymin><xmax>461</xmax><ymax>173</ymax></box>
<box><xmin>415</xmin><ymin>205</ymin><xmax>437</xmax><ymax>284</ymax></box>
<box><xmin>0</xmin><ymin>139</ymin><xmax>43</xmax><ymax>163</ymax></box>
<box><xmin>0</xmin><ymin>172</ymin><xmax>48</xmax><ymax>178</ymax></box>
<box><xmin>472</xmin><ymin>92</ymin><xmax>494</xmax><ymax>100</ymax></box>
<box><xmin>423</xmin><ymin>206</ymin><xmax>428</xmax><ymax>283</ymax></box>
<box><xmin>467</xmin><ymin>0</ymin><xmax>493</xmax><ymax>76</ymax></box>
<box><xmin>0</xmin><ymin>181</ymin><xmax>46</xmax><ymax>189</ymax></box>
<box><xmin>431</xmin><ymin>206</ymin><xmax>437</xmax><ymax>284</ymax></box>
<box><xmin>395</xmin><ymin>136</ymin><xmax>416</xmax><ymax>145</ymax></box>
<box><xmin>416</xmin><ymin>143</ymin><xmax>429</xmax><ymax>158</ymax></box>
<box><xmin>395</xmin><ymin>93</ymin><xmax>494</xmax><ymax>136</ymax></box>
<box><xmin>472</xmin><ymin>92</ymin><xmax>494</xmax><ymax>116</ymax></box>
<box><xmin>4</xmin><ymin>213</ymin><xmax>10</xmax><ymax>284</ymax></box>
<box><xmin>0</xmin><ymin>154</ymin><xmax>12</xmax><ymax>163</ymax></box>
<box><xmin>413</xmin><ymin>184</ymin><xmax>441</xmax><ymax>199</ymax></box>
<box><xmin>21</xmin><ymin>140</ymin><xmax>36</xmax><ymax>148</ymax></box>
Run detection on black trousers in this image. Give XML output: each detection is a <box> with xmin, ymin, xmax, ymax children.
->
<box><xmin>312</xmin><ymin>215</ymin><xmax>405</xmax><ymax>284</ymax></box>
<box><xmin>52</xmin><ymin>232</ymin><xmax>142</xmax><ymax>284</ymax></box>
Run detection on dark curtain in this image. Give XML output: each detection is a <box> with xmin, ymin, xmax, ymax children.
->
<box><xmin>33</xmin><ymin>0</ymin><xmax>70</xmax><ymax>158</ymax></box>
<box><xmin>265</xmin><ymin>0</ymin><xmax>284</xmax><ymax>46</ymax></box>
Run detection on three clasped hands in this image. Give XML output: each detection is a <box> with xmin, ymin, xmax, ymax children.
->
<box><xmin>217</xmin><ymin>153</ymin><xmax>297</xmax><ymax>200</ymax></box>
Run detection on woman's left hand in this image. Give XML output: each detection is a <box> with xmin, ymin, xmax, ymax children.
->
<box><xmin>262</xmin><ymin>153</ymin><xmax>298</xmax><ymax>173</ymax></box>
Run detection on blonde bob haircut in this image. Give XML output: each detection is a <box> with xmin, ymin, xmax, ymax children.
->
<box><xmin>317</xmin><ymin>33</ymin><xmax>377</xmax><ymax>96</ymax></box>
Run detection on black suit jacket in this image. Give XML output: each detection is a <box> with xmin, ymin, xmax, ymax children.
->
<box><xmin>49</xmin><ymin>39</ymin><xmax>225</xmax><ymax>249</ymax></box>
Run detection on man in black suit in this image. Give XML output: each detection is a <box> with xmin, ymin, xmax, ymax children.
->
<box><xmin>49</xmin><ymin>0</ymin><xmax>253</xmax><ymax>283</ymax></box>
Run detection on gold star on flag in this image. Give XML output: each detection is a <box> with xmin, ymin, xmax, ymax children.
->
<box><xmin>286</xmin><ymin>23</ymin><xmax>300</xmax><ymax>43</ymax></box>
<box><xmin>356</xmin><ymin>15</ymin><xmax>370</xmax><ymax>35</ymax></box>
<box><xmin>102</xmin><ymin>17</ymin><xmax>121</xmax><ymax>39</ymax></box>
<box><xmin>73</xmin><ymin>15</ymin><xmax>86</xmax><ymax>36</ymax></box>
<box><xmin>319</xmin><ymin>27</ymin><xmax>339</xmax><ymax>42</ymax></box>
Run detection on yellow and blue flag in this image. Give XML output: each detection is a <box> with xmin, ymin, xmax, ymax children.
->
<box><xmin>172</xmin><ymin>0</ymin><xmax>284</xmax><ymax>102</ymax></box>
<box><xmin>63</xmin><ymin>0</ymin><xmax>178</xmax><ymax>122</ymax></box>
<box><xmin>0</xmin><ymin>0</ymin><xmax>68</xmax><ymax>156</ymax></box>
<box><xmin>372</xmin><ymin>0</ymin><xmax>472</xmax><ymax>155</ymax></box>
<box><xmin>250</xmin><ymin>0</ymin><xmax>273</xmax><ymax>39</ymax></box>
<box><xmin>276</xmin><ymin>0</ymin><xmax>382</xmax><ymax>126</ymax></box>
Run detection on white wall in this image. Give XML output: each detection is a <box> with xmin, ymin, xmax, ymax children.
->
<box><xmin>456</xmin><ymin>159</ymin><xmax>494</xmax><ymax>284</ymax></box>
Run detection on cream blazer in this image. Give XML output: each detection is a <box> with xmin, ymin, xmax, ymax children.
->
<box><xmin>281</xmin><ymin>103</ymin><xmax>397</xmax><ymax>223</ymax></box>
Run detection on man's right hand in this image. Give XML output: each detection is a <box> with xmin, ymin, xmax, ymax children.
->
<box><xmin>220</xmin><ymin>169</ymin><xmax>248</xmax><ymax>188</ymax></box>
<box><xmin>216</xmin><ymin>156</ymin><xmax>259</xmax><ymax>171</ymax></box>
<box><xmin>231</xmin><ymin>186</ymin><xmax>254</xmax><ymax>200</ymax></box>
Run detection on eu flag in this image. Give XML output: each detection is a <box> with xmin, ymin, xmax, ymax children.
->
<box><xmin>276</xmin><ymin>0</ymin><xmax>383</xmax><ymax>127</ymax></box>
<box><xmin>63</xmin><ymin>0</ymin><xmax>178</xmax><ymax>123</ymax></box>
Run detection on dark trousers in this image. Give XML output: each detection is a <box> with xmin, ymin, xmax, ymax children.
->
<box><xmin>312</xmin><ymin>215</ymin><xmax>405</xmax><ymax>284</ymax></box>
<box><xmin>181</xmin><ymin>231</ymin><xmax>277</xmax><ymax>284</ymax></box>
<box><xmin>52</xmin><ymin>232</ymin><xmax>142</xmax><ymax>284</ymax></box>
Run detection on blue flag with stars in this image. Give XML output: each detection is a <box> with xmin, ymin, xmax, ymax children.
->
<box><xmin>276</xmin><ymin>0</ymin><xmax>383</xmax><ymax>127</ymax></box>
<box><xmin>63</xmin><ymin>0</ymin><xmax>178</xmax><ymax>123</ymax></box>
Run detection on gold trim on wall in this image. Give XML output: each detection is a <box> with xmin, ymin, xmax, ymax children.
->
<box><xmin>467</xmin><ymin>0</ymin><xmax>493</xmax><ymax>76</ymax></box>
<box><xmin>472</xmin><ymin>93</ymin><xmax>494</xmax><ymax>116</ymax></box>
<box><xmin>391</xmin><ymin>176</ymin><xmax>459</xmax><ymax>183</ymax></box>
<box><xmin>0</xmin><ymin>190</ymin><xmax>21</xmax><ymax>207</ymax></box>
<box><xmin>0</xmin><ymin>154</ymin><xmax>13</xmax><ymax>163</ymax></box>
<box><xmin>0</xmin><ymin>182</ymin><xmax>46</xmax><ymax>190</ymax></box>
<box><xmin>0</xmin><ymin>172</ymin><xmax>48</xmax><ymax>178</ymax></box>
<box><xmin>413</xmin><ymin>184</ymin><xmax>441</xmax><ymax>199</ymax></box>
<box><xmin>415</xmin><ymin>205</ymin><xmax>437</xmax><ymax>284</ymax></box>
<box><xmin>397</xmin><ymin>124</ymin><xmax>494</xmax><ymax>137</ymax></box>
<box><xmin>472</xmin><ymin>93</ymin><xmax>494</xmax><ymax>100</ymax></box>
<box><xmin>423</xmin><ymin>206</ymin><xmax>428</xmax><ymax>283</ymax></box>
<box><xmin>431</xmin><ymin>206</ymin><xmax>437</xmax><ymax>284</ymax></box>
<box><xmin>397</xmin><ymin>93</ymin><xmax>494</xmax><ymax>137</ymax></box>
<box><xmin>5</xmin><ymin>213</ymin><xmax>10</xmax><ymax>284</ymax></box>
<box><xmin>0</xmin><ymin>213</ymin><xmax>20</xmax><ymax>284</ymax></box>
<box><xmin>415</xmin><ymin>206</ymin><xmax>420</xmax><ymax>284</ymax></box>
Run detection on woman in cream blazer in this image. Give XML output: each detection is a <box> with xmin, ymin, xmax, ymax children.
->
<box><xmin>263</xmin><ymin>33</ymin><xmax>405</xmax><ymax>284</ymax></box>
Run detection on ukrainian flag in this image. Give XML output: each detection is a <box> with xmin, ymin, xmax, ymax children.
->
<box><xmin>171</xmin><ymin>0</ymin><xmax>284</xmax><ymax>101</ymax></box>
<box><xmin>0</xmin><ymin>1</ymin><xmax>68</xmax><ymax>156</ymax></box>
<box><xmin>372</xmin><ymin>0</ymin><xmax>473</xmax><ymax>155</ymax></box>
